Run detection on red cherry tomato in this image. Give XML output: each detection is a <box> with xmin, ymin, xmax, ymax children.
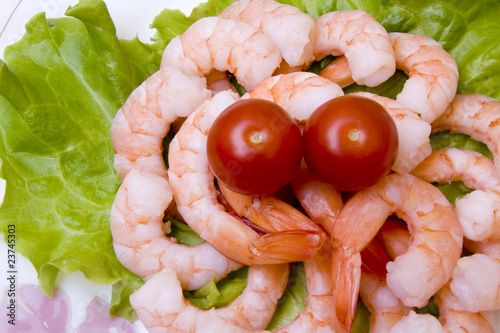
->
<box><xmin>303</xmin><ymin>95</ymin><xmax>398</xmax><ymax>191</ymax></box>
<box><xmin>207</xmin><ymin>98</ymin><xmax>303</xmax><ymax>195</ymax></box>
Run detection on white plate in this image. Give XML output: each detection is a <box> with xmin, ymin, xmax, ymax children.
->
<box><xmin>1</xmin><ymin>1</ymin><xmax>499</xmax><ymax>332</ymax></box>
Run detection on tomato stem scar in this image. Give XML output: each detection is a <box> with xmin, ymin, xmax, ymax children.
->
<box><xmin>348</xmin><ymin>129</ymin><xmax>360</xmax><ymax>141</ymax></box>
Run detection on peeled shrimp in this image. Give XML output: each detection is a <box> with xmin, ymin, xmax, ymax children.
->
<box><xmin>330</xmin><ymin>173</ymin><xmax>463</xmax><ymax>332</ymax></box>
<box><xmin>390</xmin><ymin>32</ymin><xmax>459</xmax><ymax>123</ymax></box>
<box><xmin>160</xmin><ymin>16</ymin><xmax>282</xmax><ymax>91</ymax></box>
<box><xmin>411</xmin><ymin>147</ymin><xmax>500</xmax><ymax>241</ymax></box>
<box><xmin>435</xmin><ymin>283</ymin><xmax>496</xmax><ymax>333</ymax></box>
<box><xmin>219</xmin><ymin>0</ymin><xmax>315</xmax><ymax>68</ymax></box>
<box><xmin>111</xmin><ymin>65</ymin><xmax>211</xmax><ymax>180</ymax></box>
<box><xmin>432</xmin><ymin>93</ymin><xmax>500</xmax><ymax>176</ymax></box>
<box><xmin>167</xmin><ymin>91</ymin><xmax>325</xmax><ymax>266</ymax></box>
<box><xmin>110</xmin><ymin>168</ymin><xmax>243</xmax><ymax>290</ymax></box>
<box><xmin>291</xmin><ymin>164</ymin><xmax>343</xmax><ymax>236</ymax></box>
<box><xmin>131</xmin><ymin>263</ymin><xmax>289</xmax><ymax>332</ymax></box>
<box><xmin>351</xmin><ymin>92</ymin><xmax>432</xmax><ymax>173</ymax></box>
<box><xmin>242</xmin><ymin>71</ymin><xmax>343</xmax><ymax>122</ymax></box>
<box><xmin>450</xmin><ymin>239</ymin><xmax>500</xmax><ymax>313</ymax></box>
<box><xmin>314</xmin><ymin>10</ymin><xmax>396</xmax><ymax>87</ymax></box>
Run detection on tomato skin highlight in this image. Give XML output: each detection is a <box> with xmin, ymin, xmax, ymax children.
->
<box><xmin>207</xmin><ymin>98</ymin><xmax>303</xmax><ymax>195</ymax></box>
<box><xmin>303</xmin><ymin>95</ymin><xmax>398</xmax><ymax>192</ymax></box>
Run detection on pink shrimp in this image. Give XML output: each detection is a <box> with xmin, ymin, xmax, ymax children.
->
<box><xmin>219</xmin><ymin>0</ymin><xmax>315</xmax><ymax>68</ymax></box>
<box><xmin>330</xmin><ymin>173</ymin><xmax>463</xmax><ymax>332</ymax></box>
<box><xmin>242</xmin><ymin>71</ymin><xmax>343</xmax><ymax>122</ymax></box>
<box><xmin>160</xmin><ymin>16</ymin><xmax>282</xmax><ymax>91</ymax></box>
<box><xmin>314</xmin><ymin>10</ymin><xmax>396</xmax><ymax>87</ymax></box>
<box><xmin>111</xmin><ymin>65</ymin><xmax>211</xmax><ymax>180</ymax></box>
<box><xmin>432</xmin><ymin>93</ymin><xmax>500</xmax><ymax>177</ymax></box>
<box><xmin>411</xmin><ymin>147</ymin><xmax>500</xmax><ymax>241</ymax></box>
<box><xmin>110</xmin><ymin>169</ymin><xmax>243</xmax><ymax>290</ymax></box>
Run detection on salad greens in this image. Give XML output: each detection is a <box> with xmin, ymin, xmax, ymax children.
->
<box><xmin>0</xmin><ymin>0</ymin><xmax>499</xmax><ymax>328</ymax></box>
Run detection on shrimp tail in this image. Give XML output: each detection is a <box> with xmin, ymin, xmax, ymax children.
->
<box><xmin>253</xmin><ymin>230</ymin><xmax>326</xmax><ymax>263</ymax></box>
<box><xmin>332</xmin><ymin>245</ymin><xmax>362</xmax><ymax>333</ymax></box>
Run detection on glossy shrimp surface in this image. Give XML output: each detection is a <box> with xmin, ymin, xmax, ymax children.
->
<box><xmin>411</xmin><ymin>147</ymin><xmax>500</xmax><ymax>242</ymax></box>
<box><xmin>390</xmin><ymin>32</ymin><xmax>459</xmax><ymax>123</ymax></box>
<box><xmin>111</xmin><ymin>65</ymin><xmax>211</xmax><ymax>179</ymax></box>
<box><xmin>160</xmin><ymin>16</ymin><xmax>282</xmax><ymax>91</ymax></box>
<box><xmin>219</xmin><ymin>0</ymin><xmax>315</xmax><ymax>68</ymax></box>
<box><xmin>110</xmin><ymin>169</ymin><xmax>243</xmax><ymax>290</ymax></box>
<box><xmin>432</xmin><ymin>93</ymin><xmax>500</xmax><ymax>176</ymax></box>
<box><xmin>314</xmin><ymin>10</ymin><xmax>396</xmax><ymax>87</ymax></box>
<box><xmin>167</xmin><ymin>91</ymin><xmax>325</xmax><ymax>266</ymax></box>
<box><xmin>330</xmin><ymin>173</ymin><xmax>463</xmax><ymax>332</ymax></box>
<box><xmin>130</xmin><ymin>263</ymin><xmax>289</xmax><ymax>332</ymax></box>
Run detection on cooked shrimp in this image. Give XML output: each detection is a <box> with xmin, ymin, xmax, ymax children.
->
<box><xmin>390</xmin><ymin>32</ymin><xmax>460</xmax><ymax>123</ymax></box>
<box><xmin>450</xmin><ymin>239</ymin><xmax>500</xmax><ymax>313</ymax></box>
<box><xmin>330</xmin><ymin>173</ymin><xmax>463</xmax><ymax>332</ymax></box>
<box><xmin>432</xmin><ymin>93</ymin><xmax>500</xmax><ymax>176</ymax></box>
<box><xmin>131</xmin><ymin>263</ymin><xmax>289</xmax><ymax>332</ymax></box>
<box><xmin>111</xmin><ymin>65</ymin><xmax>211</xmax><ymax>180</ymax></box>
<box><xmin>160</xmin><ymin>16</ymin><xmax>282</xmax><ymax>91</ymax></box>
<box><xmin>167</xmin><ymin>91</ymin><xmax>325</xmax><ymax>266</ymax></box>
<box><xmin>110</xmin><ymin>169</ymin><xmax>243</xmax><ymax>290</ymax></box>
<box><xmin>351</xmin><ymin>92</ymin><xmax>432</xmax><ymax>173</ymax></box>
<box><xmin>314</xmin><ymin>10</ymin><xmax>396</xmax><ymax>87</ymax></box>
<box><xmin>219</xmin><ymin>0</ymin><xmax>315</xmax><ymax>68</ymax></box>
<box><xmin>271</xmin><ymin>240</ymin><xmax>336</xmax><ymax>333</ymax></box>
<box><xmin>435</xmin><ymin>283</ymin><xmax>496</xmax><ymax>333</ymax></box>
<box><xmin>359</xmin><ymin>236</ymin><xmax>409</xmax><ymax>333</ymax></box>
<box><xmin>359</xmin><ymin>270</ymin><xmax>409</xmax><ymax>333</ymax></box>
<box><xmin>319</xmin><ymin>55</ymin><xmax>354</xmax><ymax>88</ymax></box>
<box><xmin>291</xmin><ymin>164</ymin><xmax>343</xmax><ymax>235</ymax></box>
<box><xmin>242</xmin><ymin>71</ymin><xmax>343</xmax><ymax>122</ymax></box>
<box><xmin>219</xmin><ymin>182</ymin><xmax>325</xmax><ymax>236</ymax></box>
<box><xmin>411</xmin><ymin>147</ymin><xmax>500</xmax><ymax>241</ymax></box>
<box><xmin>388</xmin><ymin>310</ymin><xmax>444</xmax><ymax>333</ymax></box>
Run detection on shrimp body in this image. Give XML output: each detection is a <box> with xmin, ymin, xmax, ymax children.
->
<box><xmin>351</xmin><ymin>92</ymin><xmax>432</xmax><ymax>173</ymax></box>
<box><xmin>411</xmin><ymin>147</ymin><xmax>500</xmax><ymax>241</ymax></box>
<box><xmin>219</xmin><ymin>0</ymin><xmax>315</xmax><ymax>68</ymax></box>
<box><xmin>110</xmin><ymin>169</ymin><xmax>243</xmax><ymax>289</ymax></box>
<box><xmin>131</xmin><ymin>263</ymin><xmax>289</xmax><ymax>332</ymax></box>
<box><xmin>331</xmin><ymin>173</ymin><xmax>462</xmax><ymax>331</ymax></box>
<box><xmin>168</xmin><ymin>91</ymin><xmax>325</xmax><ymax>266</ymax></box>
<box><xmin>314</xmin><ymin>10</ymin><xmax>396</xmax><ymax>87</ymax></box>
<box><xmin>388</xmin><ymin>310</ymin><xmax>444</xmax><ymax>333</ymax></box>
<box><xmin>160</xmin><ymin>16</ymin><xmax>282</xmax><ymax>91</ymax></box>
<box><xmin>242</xmin><ymin>72</ymin><xmax>343</xmax><ymax>122</ymax></box>
<box><xmin>111</xmin><ymin>65</ymin><xmax>211</xmax><ymax>179</ymax></box>
<box><xmin>450</xmin><ymin>239</ymin><xmax>500</xmax><ymax>313</ymax></box>
<box><xmin>432</xmin><ymin>94</ymin><xmax>500</xmax><ymax>176</ymax></box>
<box><xmin>390</xmin><ymin>32</ymin><xmax>459</xmax><ymax>123</ymax></box>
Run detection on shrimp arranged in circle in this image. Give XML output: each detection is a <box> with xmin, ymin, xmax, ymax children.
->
<box><xmin>160</xmin><ymin>16</ymin><xmax>282</xmax><ymax>91</ymax></box>
<box><xmin>390</xmin><ymin>32</ymin><xmax>459</xmax><ymax>123</ymax></box>
<box><xmin>351</xmin><ymin>92</ymin><xmax>432</xmax><ymax>173</ymax></box>
<box><xmin>432</xmin><ymin>93</ymin><xmax>500</xmax><ymax>176</ymax></box>
<box><xmin>411</xmin><ymin>147</ymin><xmax>500</xmax><ymax>242</ymax></box>
<box><xmin>111</xmin><ymin>65</ymin><xmax>211</xmax><ymax>180</ymax></box>
<box><xmin>219</xmin><ymin>0</ymin><xmax>315</xmax><ymax>69</ymax></box>
<box><xmin>330</xmin><ymin>173</ymin><xmax>463</xmax><ymax>332</ymax></box>
<box><xmin>110</xmin><ymin>168</ymin><xmax>243</xmax><ymax>290</ymax></box>
<box><xmin>167</xmin><ymin>91</ymin><xmax>325</xmax><ymax>266</ymax></box>
<box><xmin>242</xmin><ymin>71</ymin><xmax>344</xmax><ymax>122</ymax></box>
<box><xmin>131</xmin><ymin>263</ymin><xmax>289</xmax><ymax>332</ymax></box>
<box><xmin>314</xmin><ymin>10</ymin><xmax>396</xmax><ymax>87</ymax></box>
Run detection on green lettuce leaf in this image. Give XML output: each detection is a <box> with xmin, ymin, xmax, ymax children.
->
<box><xmin>0</xmin><ymin>0</ymin><xmax>159</xmax><ymax>319</ymax></box>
